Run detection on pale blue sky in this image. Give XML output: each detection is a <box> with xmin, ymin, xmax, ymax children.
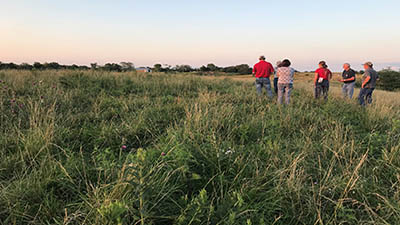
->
<box><xmin>1</xmin><ymin>0</ymin><xmax>399</xmax><ymax>71</ymax></box>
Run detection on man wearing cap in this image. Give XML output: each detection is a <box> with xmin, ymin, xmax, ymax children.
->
<box><xmin>339</xmin><ymin>63</ymin><xmax>356</xmax><ymax>99</ymax></box>
<box><xmin>358</xmin><ymin>62</ymin><xmax>379</xmax><ymax>106</ymax></box>
<box><xmin>253</xmin><ymin>56</ymin><xmax>274</xmax><ymax>97</ymax></box>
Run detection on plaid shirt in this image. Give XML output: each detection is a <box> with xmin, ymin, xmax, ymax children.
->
<box><xmin>277</xmin><ymin>67</ymin><xmax>295</xmax><ymax>84</ymax></box>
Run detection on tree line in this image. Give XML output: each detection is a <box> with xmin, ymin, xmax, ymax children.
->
<box><xmin>153</xmin><ymin>63</ymin><xmax>253</xmax><ymax>74</ymax></box>
<box><xmin>0</xmin><ymin>61</ymin><xmax>136</xmax><ymax>72</ymax></box>
<box><xmin>0</xmin><ymin>61</ymin><xmax>253</xmax><ymax>74</ymax></box>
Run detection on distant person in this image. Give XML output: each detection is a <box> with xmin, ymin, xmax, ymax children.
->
<box><xmin>314</xmin><ymin>61</ymin><xmax>332</xmax><ymax>100</ymax></box>
<box><xmin>253</xmin><ymin>56</ymin><xmax>274</xmax><ymax>97</ymax></box>
<box><xmin>276</xmin><ymin>59</ymin><xmax>295</xmax><ymax>105</ymax></box>
<box><xmin>273</xmin><ymin>61</ymin><xmax>282</xmax><ymax>94</ymax></box>
<box><xmin>339</xmin><ymin>63</ymin><xmax>356</xmax><ymax>99</ymax></box>
<box><xmin>358</xmin><ymin>62</ymin><xmax>379</xmax><ymax>106</ymax></box>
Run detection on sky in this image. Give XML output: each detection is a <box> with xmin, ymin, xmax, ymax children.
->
<box><xmin>1</xmin><ymin>0</ymin><xmax>399</xmax><ymax>71</ymax></box>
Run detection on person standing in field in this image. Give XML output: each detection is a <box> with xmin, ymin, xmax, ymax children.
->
<box><xmin>314</xmin><ymin>61</ymin><xmax>332</xmax><ymax>100</ymax></box>
<box><xmin>253</xmin><ymin>56</ymin><xmax>274</xmax><ymax>97</ymax></box>
<box><xmin>339</xmin><ymin>63</ymin><xmax>356</xmax><ymax>99</ymax></box>
<box><xmin>358</xmin><ymin>62</ymin><xmax>379</xmax><ymax>106</ymax></box>
<box><xmin>273</xmin><ymin>61</ymin><xmax>282</xmax><ymax>95</ymax></box>
<box><xmin>276</xmin><ymin>59</ymin><xmax>295</xmax><ymax>105</ymax></box>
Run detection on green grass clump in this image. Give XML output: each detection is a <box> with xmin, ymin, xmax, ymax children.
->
<box><xmin>0</xmin><ymin>70</ymin><xmax>399</xmax><ymax>224</ymax></box>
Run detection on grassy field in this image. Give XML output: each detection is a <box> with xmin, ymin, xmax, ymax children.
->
<box><xmin>213</xmin><ymin>73</ymin><xmax>400</xmax><ymax>112</ymax></box>
<box><xmin>1</xmin><ymin>70</ymin><xmax>400</xmax><ymax>224</ymax></box>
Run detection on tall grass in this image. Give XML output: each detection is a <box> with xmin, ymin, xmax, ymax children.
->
<box><xmin>0</xmin><ymin>70</ymin><xmax>399</xmax><ymax>224</ymax></box>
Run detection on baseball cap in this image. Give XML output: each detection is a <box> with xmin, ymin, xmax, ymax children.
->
<box><xmin>363</xmin><ymin>62</ymin><xmax>373</xmax><ymax>67</ymax></box>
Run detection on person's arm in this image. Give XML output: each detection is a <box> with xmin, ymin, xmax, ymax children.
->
<box><xmin>362</xmin><ymin>70</ymin><xmax>372</xmax><ymax>88</ymax></box>
<box><xmin>339</xmin><ymin>72</ymin><xmax>345</xmax><ymax>82</ymax></box>
<box><xmin>343</xmin><ymin>77</ymin><xmax>355</xmax><ymax>82</ymax></box>
<box><xmin>270</xmin><ymin>64</ymin><xmax>275</xmax><ymax>74</ymax></box>
<box><xmin>328</xmin><ymin>70</ymin><xmax>333</xmax><ymax>80</ymax></box>
<box><xmin>314</xmin><ymin>73</ymin><xmax>319</xmax><ymax>85</ymax></box>
<box><xmin>340</xmin><ymin>70</ymin><xmax>356</xmax><ymax>82</ymax></box>
<box><xmin>341</xmin><ymin>73</ymin><xmax>356</xmax><ymax>82</ymax></box>
<box><xmin>291</xmin><ymin>69</ymin><xmax>295</xmax><ymax>80</ymax></box>
<box><xmin>362</xmin><ymin>76</ymin><xmax>371</xmax><ymax>88</ymax></box>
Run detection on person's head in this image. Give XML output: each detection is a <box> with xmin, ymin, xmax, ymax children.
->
<box><xmin>259</xmin><ymin>56</ymin><xmax>266</xmax><ymax>61</ymax></box>
<box><xmin>280</xmin><ymin>59</ymin><xmax>291</xmax><ymax>67</ymax></box>
<box><xmin>343</xmin><ymin>63</ymin><xmax>351</xmax><ymax>71</ymax></box>
<box><xmin>276</xmin><ymin>61</ymin><xmax>282</xmax><ymax>67</ymax></box>
<box><xmin>319</xmin><ymin>61</ymin><xmax>328</xmax><ymax>69</ymax></box>
<box><xmin>363</xmin><ymin>62</ymin><xmax>373</xmax><ymax>70</ymax></box>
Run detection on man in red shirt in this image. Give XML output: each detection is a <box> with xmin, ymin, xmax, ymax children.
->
<box><xmin>253</xmin><ymin>56</ymin><xmax>274</xmax><ymax>97</ymax></box>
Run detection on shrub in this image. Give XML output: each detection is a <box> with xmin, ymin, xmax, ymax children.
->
<box><xmin>377</xmin><ymin>70</ymin><xmax>400</xmax><ymax>91</ymax></box>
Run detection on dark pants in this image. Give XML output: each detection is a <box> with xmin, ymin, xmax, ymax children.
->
<box><xmin>273</xmin><ymin>77</ymin><xmax>279</xmax><ymax>94</ymax></box>
<box><xmin>315</xmin><ymin>80</ymin><xmax>329</xmax><ymax>100</ymax></box>
<box><xmin>358</xmin><ymin>88</ymin><xmax>375</xmax><ymax>106</ymax></box>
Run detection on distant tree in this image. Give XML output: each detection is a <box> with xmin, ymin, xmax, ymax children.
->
<box><xmin>90</xmin><ymin>63</ymin><xmax>98</xmax><ymax>70</ymax></box>
<box><xmin>0</xmin><ymin>62</ymin><xmax>19</xmax><ymax>70</ymax></box>
<box><xmin>207</xmin><ymin>63</ymin><xmax>218</xmax><ymax>71</ymax></box>
<box><xmin>235</xmin><ymin>64</ymin><xmax>252</xmax><ymax>74</ymax></box>
<box><xmin>65</xmin><ymin>64</ymin><xmax>79</xmax><ymax>70</ymax></box>
<box><xmin>199</xmin><ymin>65</ymin><xmax>209</xmax><ymax>72</ymax></box>
<box><xmin>20</xmin><ymin>63</ymin><xmax>33</xmax><ymax>70</ymax></box>
<box><xmin>103</xmin><ymin>63</ymin><xmax>122</xmax><ymax>72</ymax></box>
<box><xmin>163</xmin><ymin>64</ymin><xmax>172</xmax><ymax>73</ymax></box>
<box><xmin>153</xmin><ymin>64</ymin><xmax>163</xmax><ymax>72</ymax></box>
<box><xmin>3</xmin><ymin>63</ymin><xmax>18</xmax><ymax>70</ymax></box>
<box><xmin>222</xmin><ymin>66</ymin><xmax>238</xmax><ymax>73</ymax></box>
<box><xmin>33</xmin><ymin>62</ymin><xmax>43</xmax><ymax>70</ymax></box>
<box><xmin>359</xmin><ymin>70</ymin><xmax>365</xmax><ymax>74</ymax></box>
<box><xmin>79</xmin><ymin>65</ymin><xmax>90</xmax><ymax>70</ymax></box>
<box><xmin>120</xmin><ymin>62</ymin><xmax>134</xmax><ymax>71</ymax></box>
<box><xmin>175</xmin><ymin>65</ymin><xmax>193</xmax><ymax>73</ymax></box>
<box><xmin>375</xmin><ymin>70</ymin><xmax>400</xmax><ymax>91</ymax></box>
<box><xmin>46</xmin><ymin>62</ymin><xmax>61</xmax><ymax>70</ymax></box>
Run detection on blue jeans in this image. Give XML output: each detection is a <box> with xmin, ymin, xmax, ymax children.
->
<box><xmin>278</xmin><ymin>83</ymin><xmax>293</xmax><ymax>105</ymax></box>
<box><xmin>273</xmin><ymin>77</ymin><xmax>279</xmax><ymax>94</ymax></box>
<box><xmin>342</xmin><ymin>82</ymin><xmax>355</xmax><ymax>99</ymax></box>
<box><xmin>358</xmin><ymin>88</ymin><xmax>375</xmax><ymax>106</ymax></box>
<box><xmin>315</xmin><ymin>80</ymin><xmax>329</xmax><ymax>100</ymax></box>
<box><xmin>255</xmin><ymin>77</ymin><xmax>273</xmax><ymax>97</ymax></box>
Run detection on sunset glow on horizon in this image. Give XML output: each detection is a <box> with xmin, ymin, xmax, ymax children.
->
<box><xmin>1</xmin><ymin>0</ymin><xmax>400</xmax><ymax>71</ymax></box>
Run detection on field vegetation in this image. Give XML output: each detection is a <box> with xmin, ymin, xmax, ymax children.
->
<box><xmin>1</xmin><ymin>70</ymin><xmax>400</xmax><ymax>224</ymax></box>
